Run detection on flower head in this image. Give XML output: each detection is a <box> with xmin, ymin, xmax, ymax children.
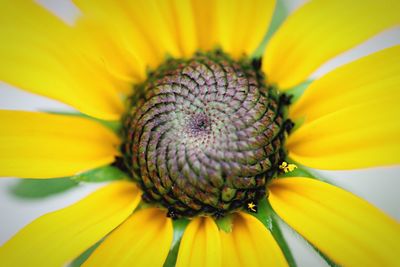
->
<box><xmin>0</xmin><ymin>0</ymin><xmax>399</xmax><ymax>266</ymax></box>
<box><xmin>122</xmin><ymin>51</ymin><xmax>288</xmax><ymax>218</ymax></box>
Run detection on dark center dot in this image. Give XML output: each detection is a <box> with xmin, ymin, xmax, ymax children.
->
<box><xmin>121</xmin><ymin>50</ymin><xmax>289</xmax><ymax>219</ymax></box>
<box><xmin>187</xmin><ymin>113</ymin><xmax>210</xmax><ymax>135</ymax></box>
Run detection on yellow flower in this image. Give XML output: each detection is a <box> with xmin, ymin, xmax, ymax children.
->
<box><xmin>279</xmin><ymin>162</ymin><xmax>297</xmax><ymax>173</ymax></box>
<box><xmin>1</xmin><ymin>0</ymin><xmax>400</xmax><ymax>267</ymax></box>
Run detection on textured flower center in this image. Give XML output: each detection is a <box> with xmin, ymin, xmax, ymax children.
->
<box><xmin>121</xmin><ymin>51</ymin><xmax>289</xmax><ymax>218</ymax></box>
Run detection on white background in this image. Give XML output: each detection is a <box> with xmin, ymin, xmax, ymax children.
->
<box><xmin>0</xmin><ymin>0</ymin><xmax>399</xmax><ymax>266</ymax></box>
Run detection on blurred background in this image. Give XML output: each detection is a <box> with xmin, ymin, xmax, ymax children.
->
<box><xmin>0</xmin><ymin>0</ymin><xmax>399</xmax><ymax>266</ymax></box>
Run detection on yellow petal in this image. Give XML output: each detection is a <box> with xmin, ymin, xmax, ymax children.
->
<box><xmin>75</xmin><ymin>0</ymin><xmax>275</xmax><ymax>60</ymax></box>
<box><xmin>288</xmin><ymin>97</ymin><xmax>400</xmax><ymax>169</ymax></box>
<box><xmin>84</xmin><ymin>208</ymin><xmax>173</xmax><ymax>267</ymax></box>
<box><xmin>176</xmin><ymin>217</ymin><xmax>221</xmax><ymax>267</ymax></box>
<box><xmin>0</xmin><ymin>0</ymin><xmax>124</xmax><ymax>120</ymax></box>
<box><xmin>0</xmin><ymin>110</ymin><xmax>119</xmax><ymax>178</ymax></box>
<box><xmin>0</xmin><ymin>181</ymin><xmax>141</xmax><ymax>267</ymax></box>
<box><xmin>291</xmin><ymin>45</ymin><xmax>400</xmax><ymax>123</ymax></box>
<box><xmin>212</xmin><ymin>0</ymin><xmax>276</xmax><ymax>58</ymax></box>
<box><xmin>220</xmin><ymin>212</ymin><xmax>287</xmax><ymax>267</ymax></box>
<box><xmin>73</xmin><ymin>18</ymin><xmax>146</xmax><ymax>87</ymax></box>
<box><xmin>191</xmin><ymin>0</ymin><xmax>217</xmax><ymax>52</ymax></box>
<box><xmin>153</xmin><ymin>0</ymin><xmax>198</xmax><ymax>57</ymax></box>
<box><xmin>73</xmin><ymin>0</ymin><xmax>181</xmax><ymax>69</ymax></box>
<box><xmin>287</xmin><ymin>46</ymin><xmax>400</xmax><ymax>170</ymax></box>
<box><xmin>269</xmin><ymin>178</ymin><xmax>400</xmax><ymax>267</ymax></box>
<box><xmin>263</xmin><ymin>0</ymin><xmax>400</xmax><ymax>89</ymax></box>
<box><xmin>290</xmin><ymin>103</ymin><xmax>400</xmax><ymax>170</ymax></box>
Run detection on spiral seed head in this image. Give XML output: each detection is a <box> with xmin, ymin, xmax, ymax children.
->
<box><xmin>122</xmin><ymin>51</ymin><xmax>287</xmax><ymax>218</ymax></box>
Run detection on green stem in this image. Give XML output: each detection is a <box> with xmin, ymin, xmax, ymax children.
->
<box><xmin>251</xmin><ymin>198</ymin><xmax>297</xmax><ymax>267</ymax></box>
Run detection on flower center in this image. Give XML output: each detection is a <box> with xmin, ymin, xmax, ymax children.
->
<box><xmin>121</xmin><ymin>51</ymin><xmax>290</xmax><ymax>218</ymax></box>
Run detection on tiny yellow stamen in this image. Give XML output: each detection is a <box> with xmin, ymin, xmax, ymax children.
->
<box><xmin>247</xmin><ymin>202</ymin><xmax>257</xmax><ymax>212</ymax></box>
<box><xmin>279</xmin><ymin>161</ymin><xmax>297</xmax><ymax>173</ymax></box>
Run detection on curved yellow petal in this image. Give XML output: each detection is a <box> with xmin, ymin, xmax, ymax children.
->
<box><xmin>269</xmin><ymin>178</ymin><xmax>400</xmax><ymax>267</ymax></box>
<box><xmin>220</xmin><ymin>212</ymin><xmax>287</xmax><ymax>267</ymax></box>
<box><xmin>263</xmin><ymin>0</ymin><xmax>400</xmax><ymax>89</ymax></box>
<box><xmin>0</xmin><ymin>110</ymin><xmax>119</xmax><ymax>178</ymax></box>
<box><xmin>0</xmin><ymin>0</ymin><xmax>124</xmax><ymax>120</ymax></box>
<box><xmin>158</xmin><ymin>0</ymin><xmax>276</xmax><ymax>58</ymax></box>
<box><xmin>176</xmin><ymin>217</ymin><xmax>221</xmax><ymax>267</ymax></box>
<box><xmin>191</xmin><ymin>0</ymin><xmax>217</xmax><ymax>52</ymax></box>
<box><xmin>291</xmin><ymin>45</ymin><xmax>400</xmax><ymax>123</ymax></box>
<box><xmin>0</xmin><ymin>181</ymin><xmax>141</xmax><ymax>267</ymax></box>
<box><xmin>84</xmin><ymin>208</ymin><xmax>172</xmax><ymax>267</ymax></box>
<box><xmin>73</xmin><ymin>0</ymin><xmax>181</xmax><ymax>70</ymax></box>
<box><xmin>157</xmin><ymin>0</ymin><xmax>198</xmax><ymax>57</ymax></box>
<box><xmin>287</xmin><ymin>46</ymin><xmax>400</xmax><ymax>170</ymax></box>
<box><xmin>288</xmin><ymin>98</ymin><xmax>400</xmax><ymax>169</ymax></box>
<box><xmin>195</xmin><ymin>0</ymin><xmax>275</xmax><ymax>57</ymax></box>
<box><xmin>73</xmin><ymin>18</ymin><xmax>145</xmax><ymax>88</ymax></box>
<box><xmin>75</xmin><ymin>0</ymin><xmax>275</xmax><ymax>60</ymax></box>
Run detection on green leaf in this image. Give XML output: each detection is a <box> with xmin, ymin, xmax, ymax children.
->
<box><xmin>11</xmin><ymin>178</ymin><xmax>78</xmax><ymax>199</ymax></box>
<box><xmin>252</xmin><ymin>0</ymin><xmax>290</xmax><ymax>58</ymax></box>
<box><xmin>216</xmin><ymin>214</ymin><xmax>233</xmax><ymax>233</ymax></box>
<box><xmin>163</xmin><ymin>219</ymin><xmax>190</xmax><ymax>267</ymax></box>
<box><xmin>249</xmin><ymin>198</ymin><xmax>297</xmax><ymax>267</ymax></box>
<box><xmin>45</xmin><ymin>111</ymin><xmax>121</xmax><ymax>133</ymax></box>
<box><xmin>70</xmin><ymin>166</ymin><xmax>128</xmax><ymax>183</ymax></box>
<box><xmin>69</xmin><ymin>240</ymin><xmax>102</xmax><ymax>267</ymax></box>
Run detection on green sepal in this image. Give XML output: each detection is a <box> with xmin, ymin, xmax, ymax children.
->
<box><xmin>135</xmin><ymin>201</ymin><xmax>154</xmax><ymax>211</ymax></box>
<box><xmin>46</xmin><ymin>111</ymin><xmax>121</xmax><ymax>133</ymax></box>
<box><xmin>280</xmin><ymin>160</ymin><xmax>337</xmax><ymax>186</ymax></box>
<box><xmin>70</xmin><ymin>166</ymin><xmax>128</xmax><ymax>183</ymax></box>
<box><xmin>274</xmin><ymin>169</ymin><xmax>340</xmax><ymax>267</ymax></box>
<box><xmin>278</xmin><ymin>218</ymin><xmax>340</xmax><ymax>267</ymax></box>
<box><xmin>216</xmin><ymin>214</ymin><xmax>233</xmax><ymax>233</ymax></box>
<box><xmin>252</xmin><ymin>0</ymin><xmax>290</xmax><ymax>58</ymax></box>
<box><xmin>69</xmin><ymin>239</ymin><xmax>103</xmax><ymax>267</ymax></box>
<box><xmin>11</xmin><ymin>165</ymin><xmax>129</xmax><ymax>199</ymax></box>
<box><xmin>249</xmin><ymin>198</ymin><xmax>297</xmax><ymax>267</ymax></box>
<box><xmin>163</xmin><ymin>219</ymin><xmax>190</xmax><ymax>267</ymax></box>
<box><xmin>307</xmin><ymin>242</ymin><xmax>341</xmax><ymax>267</ymax></box>
<box><xmin>278</xmin><ymin>164</ymin><xmax>319</xmax><ymax>179</ymax></box>
<box><xmin>11</xmin><ymin>178</ymin><xmax>78</xmax><ymax>199</ymax></box>
<box><xmin>285</xmin><ymin>80</ymin><xmax>313</xmax><ymax>103</ymax></box>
